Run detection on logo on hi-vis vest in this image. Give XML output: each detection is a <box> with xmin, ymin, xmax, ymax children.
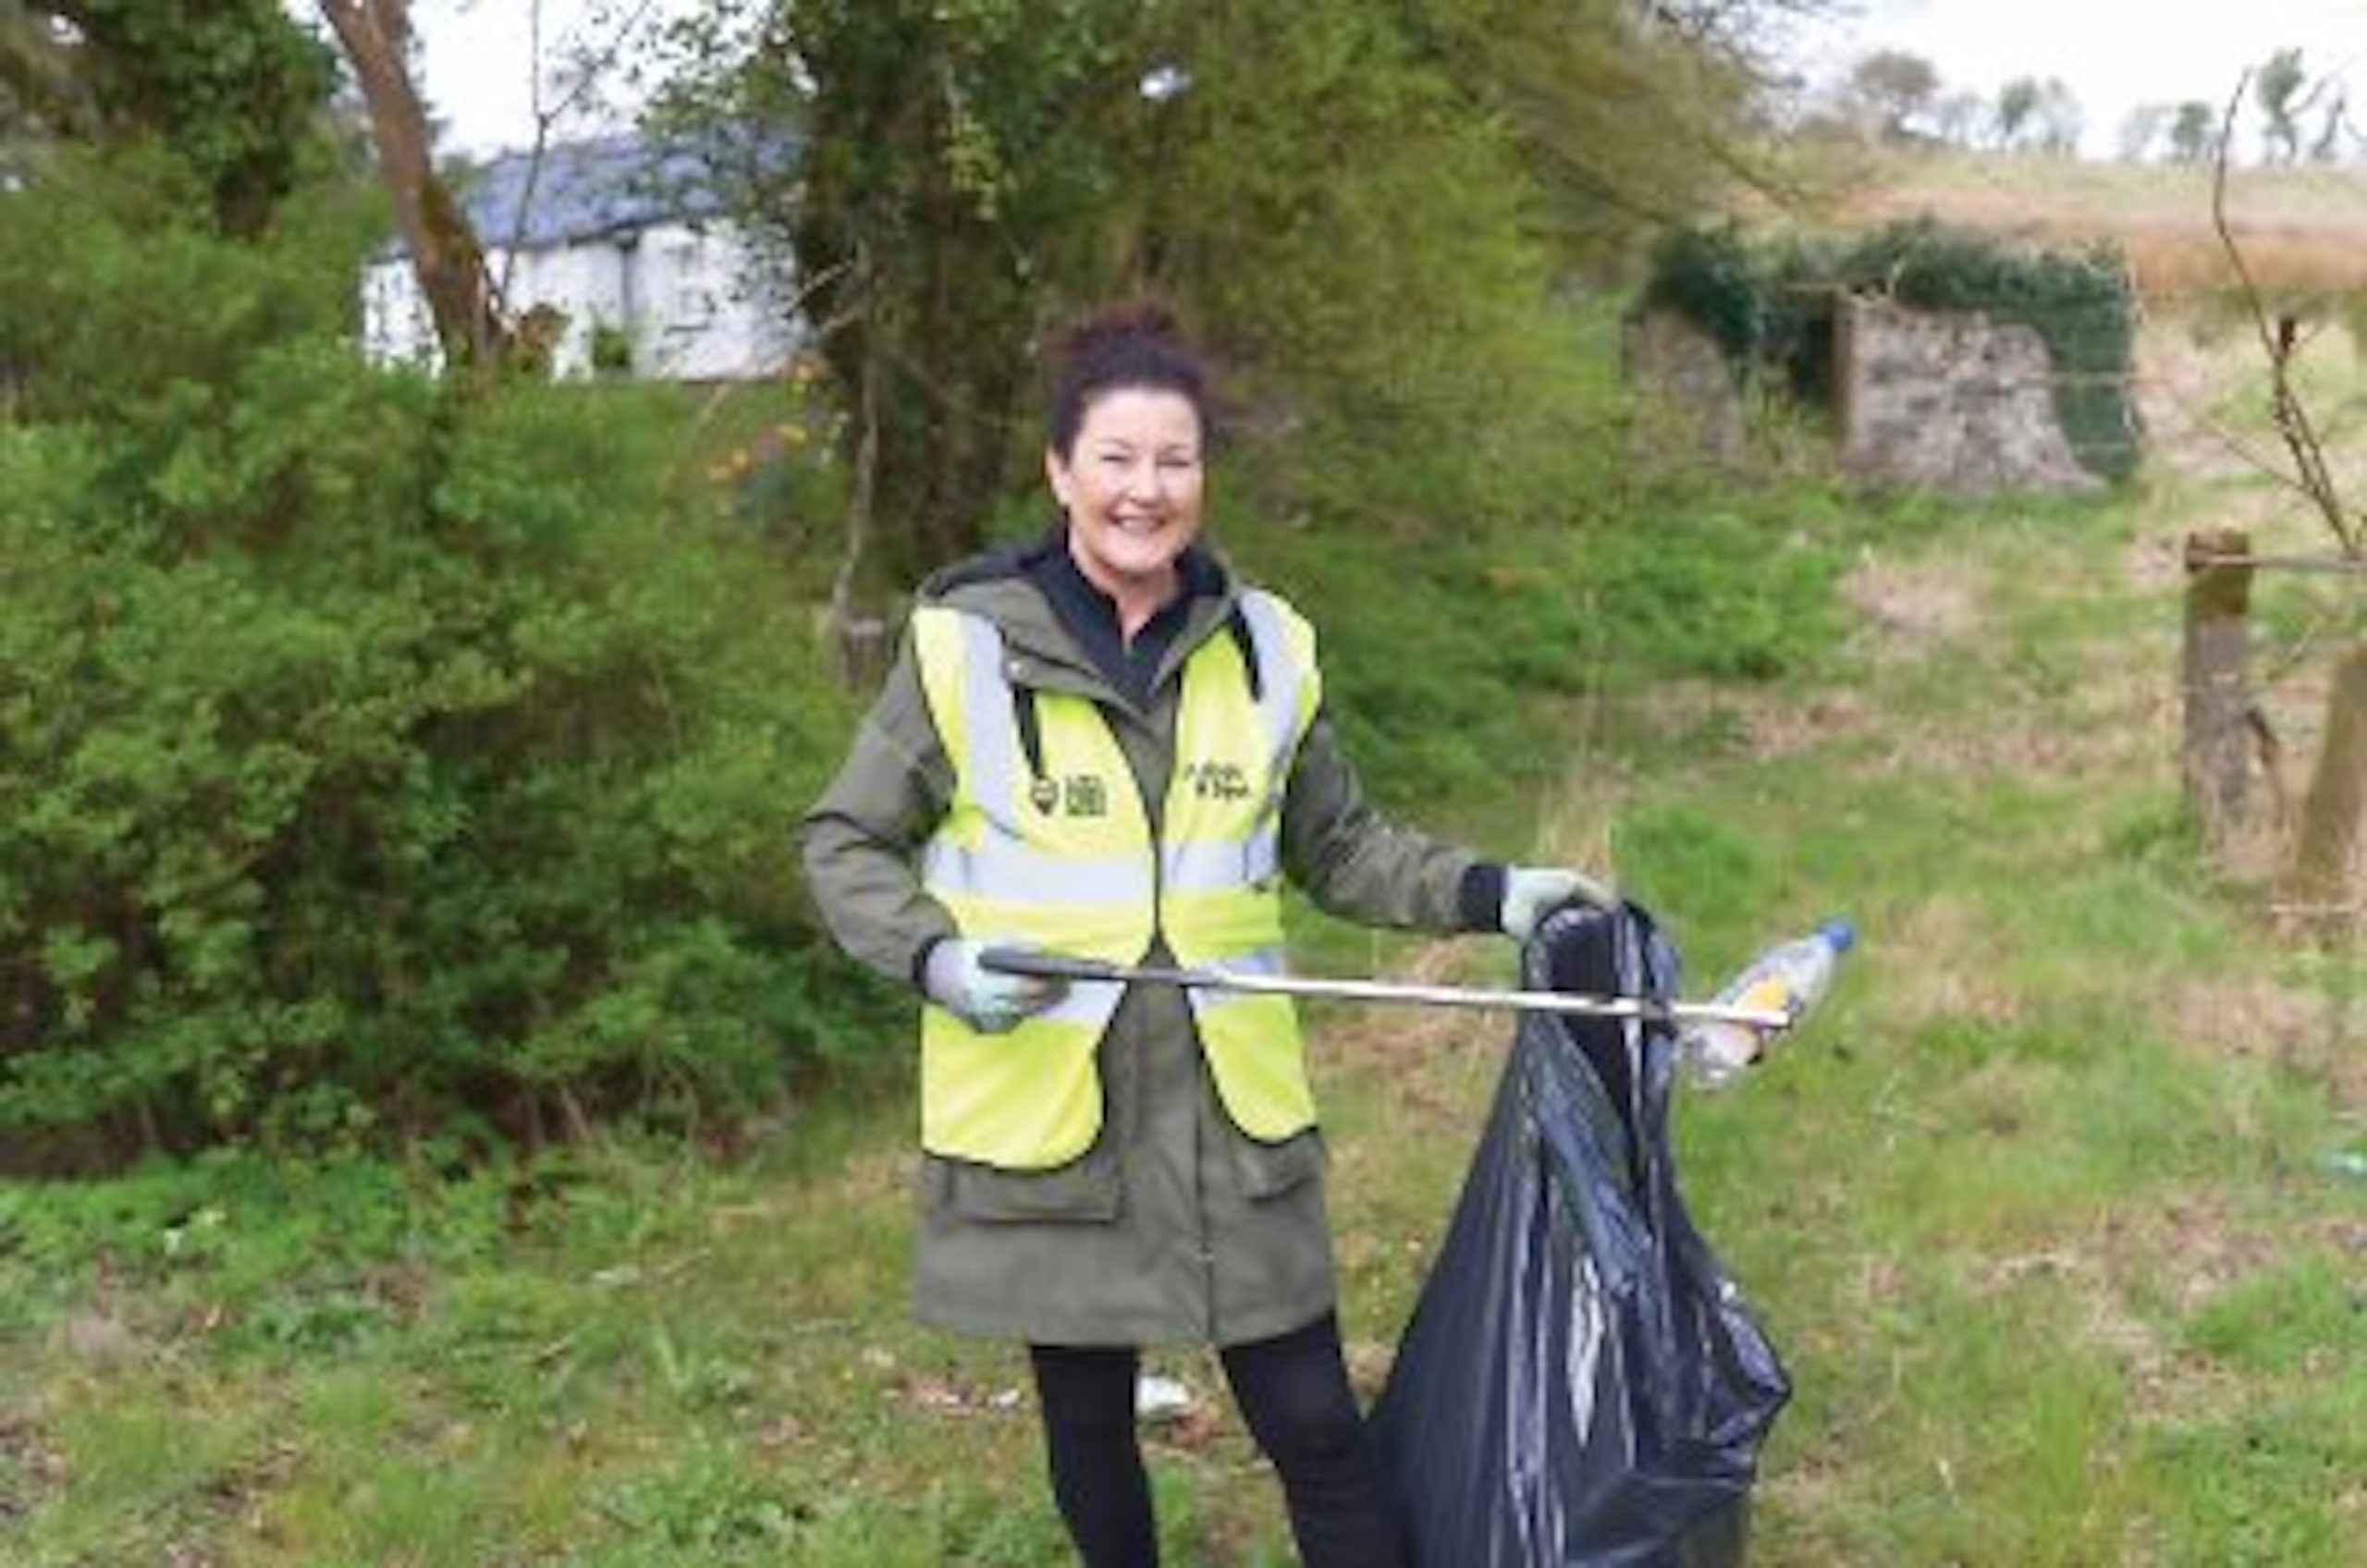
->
<box><xmin>1184</xmin><ymin>761</ymin><xmax>1252</xmax><ymax>802</ymax></box>
<box><xmin>1031</xmin><ymin>774</ymin><xmax>1110</xmax><ymax>817</ymax></box>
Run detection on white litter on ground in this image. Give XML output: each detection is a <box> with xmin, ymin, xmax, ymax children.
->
<box><xmin>1134</xmin><ymin>1372</ymin><xmax>1195</xmax><ymax>1424</ymax></box>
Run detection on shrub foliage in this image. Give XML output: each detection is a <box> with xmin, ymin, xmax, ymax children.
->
<box><xmin>0</xmin><ymin>154</ymin><xmax>872</xmax><ymax>1159</ymax></box>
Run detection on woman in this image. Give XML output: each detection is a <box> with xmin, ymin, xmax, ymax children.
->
<box><xmin>799</xmin><ymin>302</ymin><xmax>1607</xmax><ymax>1566</ymax></box>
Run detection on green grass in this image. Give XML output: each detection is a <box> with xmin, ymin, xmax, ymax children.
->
<box><xmin>6</xmin><ymin>320</ymin><xmax>2367</xmax><ymax>1563</ymax></box>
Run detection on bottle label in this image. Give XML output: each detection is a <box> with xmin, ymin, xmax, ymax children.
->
<box><xmin>1732</xmin><ymin>974</ymin><xmax>1797</xmax><ymax>1021</ymax></box>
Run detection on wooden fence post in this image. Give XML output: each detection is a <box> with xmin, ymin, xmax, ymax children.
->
<box><xmin>2285</xmin><ymin>644</ymin><xmax>2367</xmax><ymax>934</ymax></box>
<box><xmin>2182</xmin><ymin>528</ymin><xmax>2254</xmax><ymax>846</ymax></box>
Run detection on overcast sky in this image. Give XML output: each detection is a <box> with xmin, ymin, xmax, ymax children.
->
<box><xmin>403</xmin><ymin>0</ymin><xmax>694</xmax><ymax>155</ymax></box>
<box><xmin>1804</xmin><ymin>0</ymin><xmax>2367</xmax><ymax>152</ymax></box>
<box><xmin>402</xmin><ymin>0</ymin><xmax>2367</xmax><ymax>160</ymax></box>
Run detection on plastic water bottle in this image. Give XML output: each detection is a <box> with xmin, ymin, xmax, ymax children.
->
<box><xmin>1677</xmin><ymin>918</ymin><xmax>1857</xmax><ymax>1091</ymax></box>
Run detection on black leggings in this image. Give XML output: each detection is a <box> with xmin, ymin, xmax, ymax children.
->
<box><xmin>1027</xmin><ymin>1312</ymin><xmax>1407</xmax><ymax>1568</ymax></box>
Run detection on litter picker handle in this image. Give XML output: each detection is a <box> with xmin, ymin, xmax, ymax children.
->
<box><xmin>978</xmin><ymin>949</ymin><xmax>1127</xmax><ymax>986</ymax></box>
<box><xmin>976</xmin><ymin>947</ymin><xmax>1789</xmax><ymax>1031</ymax></box>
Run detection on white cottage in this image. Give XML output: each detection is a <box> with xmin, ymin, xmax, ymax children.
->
<box><xmin>361</xmin><ymin>135</ymin><xmax>796</xmax><ymax>381</ymax></box>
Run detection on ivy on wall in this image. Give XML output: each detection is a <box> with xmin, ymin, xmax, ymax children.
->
<box><xmin>1639</xmin><ymin>217</ymin><xmax>2142</xmax><ymax>483</ymax></box>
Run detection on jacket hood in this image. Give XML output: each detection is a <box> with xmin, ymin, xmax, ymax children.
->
<box><xmin>919</xmin><ymin>527</ymin><xmax>1245</xmax><ymax>692</ymax></box>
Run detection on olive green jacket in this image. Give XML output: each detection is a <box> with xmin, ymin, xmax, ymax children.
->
<box><xmin>798</xmin><ymin>545</ymin><xmax>1483</xmax><ymax>1346</ymax></box>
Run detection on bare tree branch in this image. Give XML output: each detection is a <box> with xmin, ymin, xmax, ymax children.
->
<box><xmin>2211</xmin><ymin>70</ymin><xmax>2358</xmax><ymax>556</ymax></box>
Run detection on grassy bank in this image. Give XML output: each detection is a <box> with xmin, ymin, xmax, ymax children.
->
<box><xmin>1807</xmin><ymin>145</ymin><xmax>2367</xmax><ymax>303</ymax></box>
<box><xmin>5</xmin><ymin>315</ymin><xmax>2365</xmax><ymax>1565</ymax></box>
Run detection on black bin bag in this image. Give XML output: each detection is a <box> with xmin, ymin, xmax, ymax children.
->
<box><xmin>1369</xmin><ymin>900</ymin><xmax>1790</xmax><ymax>1566</ymax></box>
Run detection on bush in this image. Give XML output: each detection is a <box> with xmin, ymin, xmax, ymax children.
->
<box><xmin>1220</xmin><ymin>315</ymin><xmax>1864</xmax><ymax>814</ymax></box>
<box><xmin>1579</xmin><ymin>492</ymin><xmax>1856</xmax><ymax>681</ymax></box>
<box><xmin>0</xmin><ymin>155</ymin><xmax>884</xmax><ymax>1160</ymax></box>
<box><xmin>1212</xmin><ymin>300</ymin><xmax>1632</xmax><ymax>811</ymax></box>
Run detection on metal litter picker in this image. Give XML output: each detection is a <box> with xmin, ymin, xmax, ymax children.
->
<box><xmin>999</xmin><ymin>904</ymin><xmax>1802</xmax><ymax>1564</ymax></box>
<box><xmin>978</xmin><ymin>948</ymin><xmax>1792</xmax><ymax>1032</ymax></box>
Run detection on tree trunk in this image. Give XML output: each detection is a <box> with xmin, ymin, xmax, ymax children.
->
<box><xmin>317</xmin><ymin>0</ymin><xmax>510</xmax><ymax>374</ymax></box>
<box><xmin>827</xmin><ymin>338</ymin><xmax>892</xmax><ymax>692</ymax></box>
<box><xmin>2181</xmin><ymin>528</ymin><xmax>2254</xmax><ymax>848</ymax></box>
<box><xmin>2284</xmin><ymin>643</ymin><xmax>2367</xmax><ymax>937</ymax></box>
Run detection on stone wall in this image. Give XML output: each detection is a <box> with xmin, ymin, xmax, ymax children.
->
<box><xmin>1621</xmin><ymin>311</ymin><xmax>1747</xmax><ymax>468</ymax></box>
<box><xmin>1834</xmin><ymin>294</ymin><xmax>2100</xmax><ymax>496</ymax></box>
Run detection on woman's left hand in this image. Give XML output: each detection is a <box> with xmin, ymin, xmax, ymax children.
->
<box><xmin>1498</xmin><ymin>866</ymin><xmax>1615</xmax><ymax>941</ymax></box>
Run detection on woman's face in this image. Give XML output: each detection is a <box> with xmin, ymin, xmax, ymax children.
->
<box><xmin>1047</xmin><ymin>386</ymin><xmax>1206</xmax><ymax>608</ymax></box>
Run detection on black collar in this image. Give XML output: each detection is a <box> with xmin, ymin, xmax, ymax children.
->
<box><xmin>1024</xmin><ymin>524</ymin><xmax>1222</xmax><ymax>707</ymax></box>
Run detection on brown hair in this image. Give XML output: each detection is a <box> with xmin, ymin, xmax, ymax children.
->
<box><xmin>1042</xmin><ymin>300</ymin><xmax>1211</xmax><ymax>459</ymax></box>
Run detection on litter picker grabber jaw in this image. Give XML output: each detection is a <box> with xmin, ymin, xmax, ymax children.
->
<box><xmin>977</xmin><ymin>948</ymin><xmax>1792</xmax><ymax>1033</ymax></box>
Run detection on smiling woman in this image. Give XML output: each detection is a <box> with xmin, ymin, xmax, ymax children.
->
<box><xmin>1046</xmin><ymin>346</ymin><xmax>1211</xmax><ymax>639</ymax></box>
<box><xmin>795</xmin><ymin>299</ymin><xmax>1614</xmax><ymax>1566</ymax></box>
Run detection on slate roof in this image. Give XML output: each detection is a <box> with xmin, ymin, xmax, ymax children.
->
<box><xmin>458</xmin><ymin>133</ymin><xmax>732</xmax><ymax>251</ymax></box>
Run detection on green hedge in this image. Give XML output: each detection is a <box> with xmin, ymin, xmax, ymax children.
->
<box><xmin>0</xmin><ymin>154</ymin><xmax>884</xmax><ymax>1160</ymax></box>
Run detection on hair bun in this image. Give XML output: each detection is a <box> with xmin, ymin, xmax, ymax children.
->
<box><xmin>1049</xmin><ymin>299</ymin><xmax>1184</xmax><ymax>361</ymax></box>
<box><xmin>1039</xmin><ymin>297</ymin><xmax>1214</xmax><ymax>457</ymax></box>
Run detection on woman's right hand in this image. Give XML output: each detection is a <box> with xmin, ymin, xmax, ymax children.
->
<box><xmin>921</xmin><ymin>938</ymin><xmax>1068</xmax><ymax>1033</ymax></box>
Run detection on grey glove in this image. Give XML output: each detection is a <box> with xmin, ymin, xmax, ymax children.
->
<box><xmin>1498</xmin><ymin>865</ymin><xmax>1615</xmax><ymax>942</ymax></box>
<box><xmin>921</xmin><ymin>938</ymin><xmax>1067</xmax><ymax>1033</ymax></box>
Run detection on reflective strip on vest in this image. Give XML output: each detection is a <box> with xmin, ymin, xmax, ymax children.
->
<box><xmin>911</xmin><ymin>593</ymin><xmax>1322</xmax><ymax>1168</ymax></box>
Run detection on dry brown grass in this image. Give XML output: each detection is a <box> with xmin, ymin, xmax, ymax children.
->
<box><xmin>1841</xmin><ymin>552</ymin><xmax>1981</xmax><ymax>651</ymax></box>
<box><xmin>1805</xmin><ymin>147</ymin><xmax>2367</xmax><ymax>304</ymax></box>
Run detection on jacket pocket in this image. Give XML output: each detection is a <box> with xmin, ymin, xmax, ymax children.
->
<box><xmin>1233</xmin><ymin>1127</ymin><xmax>1326</xmax><ymax>1201</ymax></box>
<box><xmin>929</xmin><ymin>1145</ymin><xmax>1122</xmax><ymax>1223</ymax></box>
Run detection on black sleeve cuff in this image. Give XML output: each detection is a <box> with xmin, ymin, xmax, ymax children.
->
<box><xmin>1458</xmin><ymin>863</ymin><xmax>1506</xmax><ymax>933</ymax></box>
<box><xmin>910</xmin><ymin>936</ymin><xmax>948</xmax><ymax>992</ymax></box>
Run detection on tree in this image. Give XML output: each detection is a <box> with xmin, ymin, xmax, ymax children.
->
<box><xmin>1845</xmin><ymin>48</ymin><xmax>1940</xmax><ymax>143</ymax></box>
<box><xmin>0</xmin><ymin>2</ymin><xmax>336</xmax><ymax>234</ymax></box>
<box><xmin>1993</xmin><ymin>76</ymin><xmax>2041</xmax><ymax>148</ymax></box>
<box><xmin>655</xmin><ymin>0</ymin><xmax>1149</xmax><ymax>627</ymax></box>
<box><xmin>1929</xmin><ymin>88</ymin><xmax>1984</xmax><ymax>148</ymax></box>
<box><xmin>1154</xmin><ymin>0</ymin><xmax>1555</xmax><ymax>410</ymax></box>
<box><xmin>2030</xmin><ymin>78</ymin><xmax>2082</xmax><ymax>154</ymax></box>
<box><xmin>1646</xmin><ymin>0</ymin><xmax>1834</xmax><ymax>52</ymax></box>
<box><xmin>1994</xmin><ymin>74</ymin><xmax>2079</xmax><ymax>154</ymax></box>
<box><xmin>1397</xmin><ymin>0</ymin><xmax>1808</xmax><ymax>266</ymax></box>
<box><xmin>2254</xmin><ymin>46</ymin><xmax>2309</xmax><ymax>164</ymax></box>
<box><xmin>2116</xmin><ymin>103</ymin><xmax>2168</xmax><ymax>164</ymax></box>
<box><xmin>2308</xmin><ymin>89</ymin><xmax>2348</xmax><ymax>164</ymax></box>
<box><xmin>321</xmin><ymin>0</ymin><xmax>685</xmax><ymax>377</ymax></box>
<box><xmin>318</xmin><ymin>0</ymin><xmax>512</xmax><ymax>373</ymax></box>
<box><xmin>2167</xmin><ymin>100</ymin><xmax>2216</xmax><ymax>165</ymax></box>
<box><xmin>0</xmin><ymin>148</ymin><xmax>864</xmax><ymax>1157</ymax></box>
<box><xmin>656</xmin><ymin>0</ymin><xmax>1819</xmax><ymax>630</ymax></box>
<box><xmin>2202</xmin><ymin>95</ymin><xmax>2367</xmax><ymax>935</ymax></box>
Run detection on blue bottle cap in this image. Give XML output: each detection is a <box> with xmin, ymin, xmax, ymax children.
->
<box><xmin>1817</xmin><ymin>917</ymin><xmax>1858</xmax><ymax>952</ymax></box>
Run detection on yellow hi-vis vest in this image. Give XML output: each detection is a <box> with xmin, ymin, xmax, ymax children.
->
<box><xmin>912</xmin><ymin>590</ymin><xmax>1323</xmax><ymax>1170</ymax></box>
